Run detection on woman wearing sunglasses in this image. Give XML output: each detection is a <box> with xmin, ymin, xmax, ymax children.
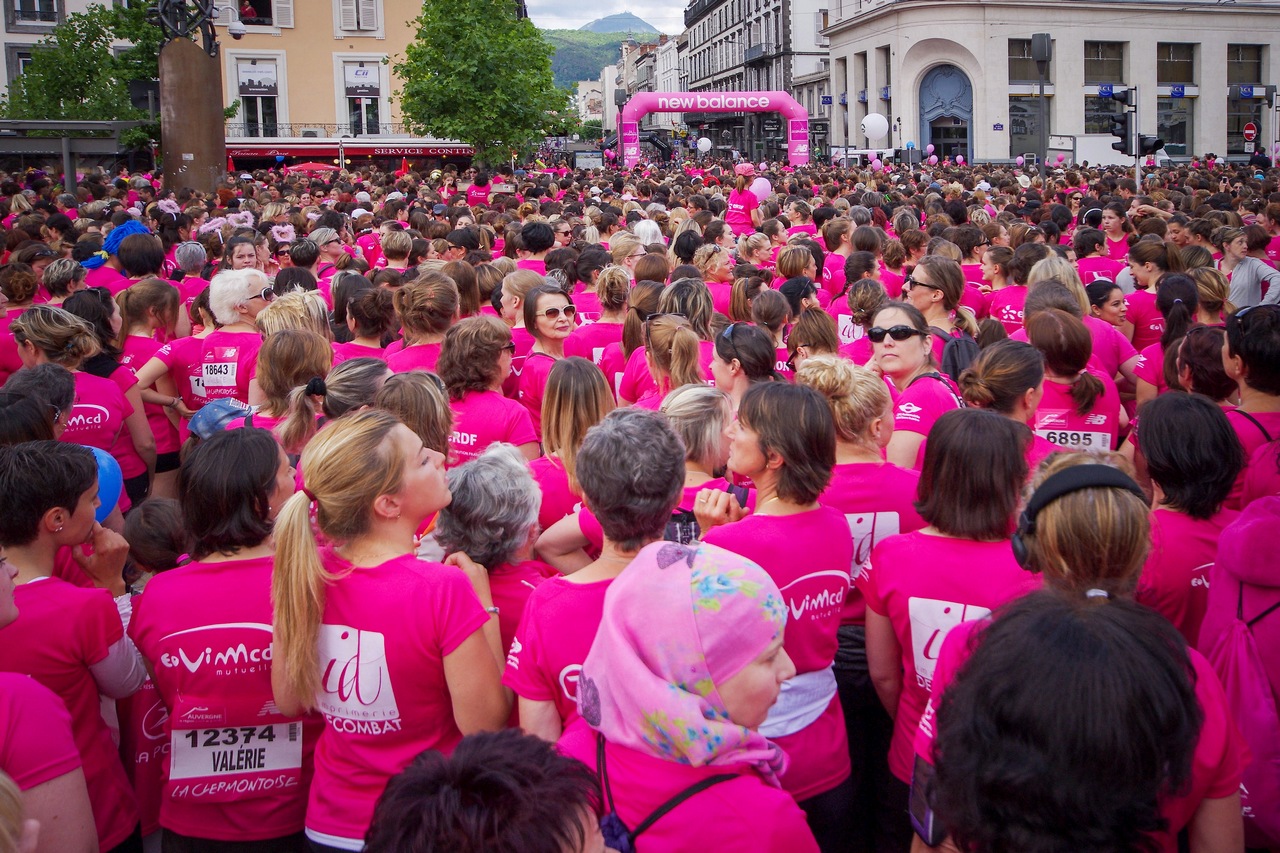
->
<box><xmin>518</xmin><ymin>284</ymin><xmax>578</xmax><ymax>439</ymax></box>
<box><xmin>871</xmin><ymin>303</ymin><xmax>962</xmax><ymax>470</ymax></box>
<box><xmin>195</xmin><ymin>269</ymin><xmax>273</xmax><ymax>407</ymax></box>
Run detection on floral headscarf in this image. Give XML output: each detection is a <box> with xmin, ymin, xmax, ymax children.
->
<box><xmin>576</xmin><ymin>541</ymin><xmax>789</xmax><ymax>786</ymax></box>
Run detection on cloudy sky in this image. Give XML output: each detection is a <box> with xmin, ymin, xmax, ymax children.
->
<box><xmin>525</xmin><ymin>1</ymin><xmax>685</xmax><ymax>36</ymax></box>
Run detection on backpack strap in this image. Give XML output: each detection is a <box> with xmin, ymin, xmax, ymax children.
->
<box><xmin>1232</xmin><ymin>408</ymin><xmax>1274</xmax><ymax>443</ymax></box>
<box><xmin>1240</xmin><ymin>583</ymin><xmax>1280</xmax><ymax>628</ymax></box>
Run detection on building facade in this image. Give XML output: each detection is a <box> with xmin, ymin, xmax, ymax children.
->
<box><xmin>2</xmin><ymin>0</ymin><xmax>129</xmax><ymax>91</ymax></box>
<box><xmin>825</xmin><ymin>0</ymin><xmax>1280</xmax><ymax>163</ymax></box>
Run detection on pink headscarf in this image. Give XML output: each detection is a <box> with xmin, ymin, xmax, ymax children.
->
<box><xmin>576</xmin><ymin>541</ymin><xmax>789</xmax><ymax>785</ymax></box>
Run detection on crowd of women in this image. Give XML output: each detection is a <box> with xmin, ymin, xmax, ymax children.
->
<box><xmin>0</xmin><ymin>154</ymin><xmax>1277</xmax><ymax>853</ymax></box>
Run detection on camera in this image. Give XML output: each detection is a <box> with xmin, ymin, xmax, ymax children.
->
<box><xmin>228</xmin><ymin>19</ymin><xmax>246</xmax><ymax>39</ymax></box>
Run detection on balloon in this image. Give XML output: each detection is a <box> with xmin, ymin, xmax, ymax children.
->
<box><xmin>89</xmin><ymin>447</ymin><xmax>122</xmax><ymax>524</ymax></box>
<box><xmin>926</xmin><ymin>144</ymin><xmax>935</xmax><ymax>155</ymax></box>
<box><xmin>1016</xmin><ymin>156</ymin><xmax>1025</xmax><ymax>166</ymax></box>
<box><xmin>697</xmin><ymin>137</ymin><xmax>712</xmax><ymax>153</ymax></box>
<box><xmin>275</xmin><ymin>155</ymin><xmax>285</xmax><ymax>163</ymax></box>
<box><xmin>905</xmin><ymin>141</ymin><xmax>916</xmax><ymax>149</ymax></box>
<box><xmin>870</xmin><ymin>158</ymin><xmax>883</xmax><ymax>171</ymax></box>
<box><xmin>749</xmin><ymin>176</ymin><xmax>772</xmax><ymax>203</ymax></box>
<box><xmin>956</xmin><ymin>155</ymin><xmax>965</xmax><ymax>165</ymax></box>
<box><xmin>928</xmin><ymin>155</ymin><xmax>938</xmax><ymax>165</ymax></box>
<box><xmin>860</xmin><ymin>113</ymin><xmax>889</xmax><ymax>142</ymax></box>
<box><xmin>1056</xmin><ymin>153</ymin><xmax>1065</xmax><ymax>163</ymax></box>
<box><xmin>604</xmin><ymin>148</ymin><xmax>616</xmax><ymax>159</ymax></box>
<box><xmin>758</xmin><ymin>162</ymin><xmax>767</xmax><ymax>172</ymax></box>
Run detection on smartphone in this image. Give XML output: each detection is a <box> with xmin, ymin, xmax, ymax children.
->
<box><xmin>909</xmin><ymin>754</ymin><xmax>947</xmax><ymax>847</ymax></box>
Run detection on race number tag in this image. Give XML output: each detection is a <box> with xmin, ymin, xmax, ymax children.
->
<box><xmin>201</xmin><ymin>361</ymin><xmax>238</xmax><ymax>389</ymax></box>
<box><xmin>1035</xmin><ymin>429</ymin><xmax>1111</xmax><ymax>451</ymax></box>
<box><xmin>170</xmin><ymin>723</ymin><xmax>302</xmax><ymax>782</ymax></box>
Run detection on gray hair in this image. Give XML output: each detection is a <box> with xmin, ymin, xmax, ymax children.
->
<box><xmin>434</xmin><ymin>443</ymin><xmax>540</xmax><ymax>567</ymax></box>
<box><xmin>308</xmin><ymin>227</ymin><xmax>339</xmax><ymax>248</ymax></box>
<box><xmin>848</xmin><ymin>205</ymin><xmax>872</xmax><ymax>226</ymax></box>
<box><xmin>56</xmin><ymin>193</ymin><xmax>77</xmax><ymax>209</ymax></box>
<box><xmin>42</xmin><ymin>258</ymin><xmax>85</xmax><ymax>296</ymax></box>
<box><xmin>208</xmin><ymin>269</ymin><xmax>258</xmax><ymax>325</ymax></box>
<box><xmin>174</xmin><ymin>241</ymin><xmax>207</xmax><ymax>273</ymax></box>
<box><xmin>576</xmin><ymin>408</ymin><xmax>684</xmax><ymax>550</ymax></box>
<box><xmin>631</xmin><ymin>219</ymin><xmax>663</xmax><ymax>246</ymax></box>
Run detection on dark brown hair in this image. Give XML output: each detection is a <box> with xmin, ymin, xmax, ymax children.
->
<box><xmin>737</xmin><ymin>382</ymin><xmax>835</xmax><ymax>504</ymax></box>
<box><xmin>915</xmin><ymin>409</ymin><xmax>1027</xmax><ymax>540</ymax></box>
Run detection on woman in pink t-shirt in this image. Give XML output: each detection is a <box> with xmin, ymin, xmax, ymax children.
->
<box><xmin>118</xmin><ymin>279</ymin><xmax>184</xmax><ymax>498</ymax></box>
<box><xmin>699</xmin><ymin>383</ymin><xmax>856</xmax><ymax>847</ymax></box>
<box><xmin>386</xmin><ymin>271</ymin><xmax>457</xmax><ymax>375</ymax></box>
<box><xmin>0</xmin><ymin>441</ymin><xmax>146</xmax><ymax>852</ymax></box>
<box><xmin>599</xmin><ymin>280</ymin><xmax>662</xmax><ymax>401</ymax></box>
<box><xmin>725</xmin><ymin>164</ymin><xmax>763</xmax><ymax>234</ymax></box>
<box><xmin>1134</xmin><ymin>274</ymin><xmax>1200</xmax><ymax>409</ymax></box>
<box><xmin>916</xmin><ymin>454</ymin><xmax>1245</xmax><ymax>853</ymax></box>
<box><xmin>870</xmin><ymin>303</ymin><xmax>963</xmax><ymax>469</ymax></box>
<box><xmin>1221</xmin><ymin>304</ymin><xmax>1280</xmax><ymax>507</ymax></box>
<box><xmin>233</xmin><ymin>329</ymin><xmax>333</xmax><ymax>458</ymax></box>
<box><xmin>1074</xmin><ymin>226</ymin><xmax>1127</xmax><ymax>286</ymax></box>
<box><xmin>558</xmin><ymin>540</ymin><xmax>818</xmax><ymax>853</ymax></box>
<box><xmin>1126</xmin><ymin>240</ymin><xmax>1184</xmax><ymax>351</ymax></box>
<box><xmin>1101</xmin><ymin>202</ymin><xmax>1134</xmax><ymax>260</ymax></box>
<box><xmin>271</xmin><ymin>411</ymin><xmax>509</xmax><ymax>852</ymax></box>
<box><xmin>516</xmin><ymin>409</ymin><xmax>687</xmax><ymax>741</ymax></box>
<box><xmin>497</xmin><ymin>270</ymin><xmax>544</xmax><ymax>397</ymax></box>
<box><xmin>529</xmin><ymin>357</ymin><xmax>612</xmax><ymax>534</ymax></box>
<box><xmin>633</xmin><ymin>315</ymin><xmax>704</xmax><ymax>411</ymax></box>
<box><xmin>565</xmin><ymin>265</ymin><xmax>627</xmax><ymax>369</ymax></box>
<box><xmin>129</xmin><ymin>427</ymin><xmax>322</xmax><ymax>850</ymax></box>
<box><xmin>517</xmin><ymin>284</ymin><xmax>575</xmax><ymax>439</ymax></box>
<box><xmin>438</xmin><ymin>316</ymin><xmax>538</xmax><ymax>465</ymax></box>
<box><xmin>959</xmin><ymin>339</ymin><xmax>1062</xmax><ymax>471</ymax></box>
<box><xmin>861</xmin><ymin>410</ymin><xmax>1039</xmax><ymax>845</ymax></box>
<box><xmin>331</xmin><ymin>287</ymin><xmax>393</xmax><ymax>364</ymax></box>
<box><xmin>1028</xmin><ymin>309</ymin><xmax>1122</xmax><ymax>452</ymax></box>
<box><xmin>711</xmin><ymin>321</ymin><xmax>780</xmax><ymax>411</ymax></box>
<box><xmin>197</xmin><ymin>270</ymin><xmax>271</xmax><ymax>406</ymax></box>
<box><xmin>619</xmin><ymin>280</ymin><xmax>715</xmax><ymax>406</ymax></box>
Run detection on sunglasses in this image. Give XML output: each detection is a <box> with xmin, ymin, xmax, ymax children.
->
<box><xmin>720</xmin><ymin>321</ymin><xmax>742</xmax><ymax>361</ymax></box>
<box><xmin>323</xmin><ymin>239</ymin><xmax>341</xmax><ymax>247</ymax></box>
<box><xmin>500</xmin><ymin>342</ymin><xmax>517</xmax><ymax>353</ymax></box>
<box><xmin>904</xmin><ymin>275</ymin><xmax>940</xmax><ymax>292</ymax></box>
<box><xmin>868</xmin><ymin>325</ymin><xmax>928</xmax><ymax>343</ymax></box>
<box><xmin>248</xmin><ymin>286</ymin><xmax>276</xmax><ymax>303</ymax></box>
<box><xmin>537</xmin><ymin>304</ymin><xmax>576</xmax><ymax>320</ymax></box>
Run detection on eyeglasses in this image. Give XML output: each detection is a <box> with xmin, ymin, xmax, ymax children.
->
<box><xmin>627</xmin><ymin>251</ymin><xmax>646</xmax><ymax>260</ymax></box>
<box><xmin>536</xmin><ymin>304</ymin><xmax>576</xmax><ymax>320</ymax></box>
<box><xmin>275</xmin><ymin>246</ymin><xmax>291</xmax><ymax>256</ymax></box>
<box><xmin>323</xmin><ymin>239</ymin><xmax>341</xmax><ymax>247</ymax></box>
<box><xmin>904</xmin><ymin>275</ymin><xmax>941</xmax><ymax>292</ymax></box>
<box><xmin>248</xmin><ymin>286</ymin><xmax>276</xmax><ymax>303</ymax></box>
<box><xmin>49</xmin><ymin>403</ymin><xmax>61</xmax><ymax>423</ymax></box>
<box><xmin>720</xmin><ymin>321</ymin><xmax>742</xmax><ymax>362</ymax></box>
<box><xmin>500</xmin><ymin>342</ymin><xmax>517</xmax><ymax>353</ymax></box>
<box><xmin>556</xmin><ymin>229</ymin><xmax>572</xmax><ymax>236</ymax></box>
<box><xmin>867</xmin><ymin>325</ymin><xmax>928</xmax><ymax>343</ymax></box>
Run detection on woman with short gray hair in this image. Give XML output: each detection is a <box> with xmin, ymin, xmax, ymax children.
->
<box><xmin>40</xmin><ymin>257</ymin><xmax>86</xmax><ymax>305</ymax></box>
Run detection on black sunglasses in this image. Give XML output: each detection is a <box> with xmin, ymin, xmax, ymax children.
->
<box><xmin>868</xmin><ymin>325</ymin><xmax>928</xmax><ymax>343</ymax></box>
<box><xmin>904</xmin><ymin>275</ymin><xmax>940</xmax><ymax>292</ymax></box>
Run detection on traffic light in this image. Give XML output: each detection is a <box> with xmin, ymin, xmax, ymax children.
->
<box><xmin>1138</xmin><ymin>135</ymin><xmax>1164</xmax><ymax>156</ymax></box>
<box><xmin>1111</xmin><ymin>111</ymin><xmax>1132</xmax><ymax>156</ymax></box>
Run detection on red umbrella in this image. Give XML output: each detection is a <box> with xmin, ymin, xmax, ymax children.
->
<box><xmin>287</xmin><ymin>162</ymin><xmax>339</xmax><ymax>173</ymax></box>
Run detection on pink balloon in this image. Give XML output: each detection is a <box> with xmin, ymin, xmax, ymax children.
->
<box><xmin>1056</xmin><ymin>153</ymin><xmax>1065</xmax><ymax>163</ymax></box>
<box><xmin>870</xmin><ymin>158</ymin><xmax>883</xmax><ymax>171</ymax></box>
<box><xmin>956</xmin><ymin>155</ymin><xmax>965</xmax><ymax>165</ymax></box>
<box><xmin>928</xmin><ymin>155</ymin><xmax>938</xmax><ymax>165</ymax></box>
<box><xmin>749</xmin><ymin>176</ymin><xmax>772</xmax><ymax>204</ymax></box>
<box><xmin>925</xmin><ymin>144</ymin><xmax>935</xmax><ymax>155</ymax></box>
<box><xmin>1016</xmin><ymin>156</ymin><xmax>1025</xmax><ymax>166</ymax></box>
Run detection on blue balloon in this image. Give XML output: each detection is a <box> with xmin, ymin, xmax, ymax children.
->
<box><xmin>89</xmin><ymin>446</ymin><xmax>122</xmax><ymax>523</ymax></box>
<box><xmin>276</xmin><ymin>155</ymin><xmax>286</xmax><ymax>163</ymax></box>
<box><xmin>905</xmin><ymin>141</ymin><xmax>916</xmax><ymax>149</ymax></box>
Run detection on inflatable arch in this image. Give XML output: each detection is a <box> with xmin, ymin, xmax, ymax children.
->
<box><xmin>618</xmin><ymin>91</ymin><xmax>810</xmax><ymax>168</ymax></box>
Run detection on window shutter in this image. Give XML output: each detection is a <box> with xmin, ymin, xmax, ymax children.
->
<box><xmin>358</xmin><ymin>0</ymin><xmax>378</xmax><ymax>30</ymax></box>
<box><xmin>274</xmin><ymin>0</ymin><xmax>293</xmax><ymax>27</ymax></box>
<box><xmin>212</xmin><ymin>0</ymin><xmax>236</xmax><ymax>25</ymax></box>
<box><xmin>339</xmin><ymin>0</ymin><xmax>358</xmax><ymax>31</ymax></box>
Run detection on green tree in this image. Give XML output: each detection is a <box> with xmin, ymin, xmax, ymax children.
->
<box><xmin>394</xmin><ymin>0</ymin><xmax>569</xmax><ymax>165</ymax></box>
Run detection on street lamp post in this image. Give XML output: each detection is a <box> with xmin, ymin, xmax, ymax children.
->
<box><xmin>152</xmin><ymin>0</ymin><xmax>229</xmax><ymax>192</ymax></box>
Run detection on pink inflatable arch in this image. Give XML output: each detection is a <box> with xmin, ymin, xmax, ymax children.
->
<box><xmin>618</xmin><ymin>91</ymin><xmax>810</xmax><ymax>168</ymax></box>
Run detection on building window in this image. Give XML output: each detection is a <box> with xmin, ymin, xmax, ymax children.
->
<box><xmin>1156</xmin><ymin>97</ymin><xmax>1192</xmax><ymax>156</ymax></box>
<box><xmin>1008</xmin><ymin>39</ymin><xmax>1037</xmax><ymax>84</ymax></box>
<box><xmin>10</xmin><ymin>0</ymin><xmax>55</xmax><ymax>23</ymax></box>
<box><xmin>1083</xmin><ymin>94</ymin><xmax>1118</xmax><ymax>135</ymax></box>
<box><xmin>1227</xmin><ymin>98</ymin><xmax>1262</xmax><ymax>155</ymax></box>
<box><xmin>345</xmin><ymin>62</ymin><xmax>381</xmax><ymax>134</ymax></box>
<box><xmin>1227</xmin><ymin>44</ymin><xmax>1262</xmax><ymax>85</ymax></box>
<box><xmin>1083</xmin><ymin>41</ymin><xmax>1124</xmax><ymax>85</ymax></box>
<box><xmin>1009</xmin><ymin>95</ymin><xmax>1043</xmax><ymax>158</ymax></box>
<box><xmin>337</xmin><ymin>0</ymin><xmax>376</xmax><ymax>27</ymax></box>
<box><xmin>1156</xmin><ymin>43</ymin><xmax>1194</xmax><ymax>85</ymax></box>
<box><xmin>4</xmin><ymin>44</ymin><xmax>33</xmax><ymax>84</ymax></box>
<box><xmin>237</xmin><ymin>59</ymin><xmax>279</xmax><ymax>137</ymax></box>
<box><xmin>239</xmin><ymin>0</ymin><xmax>272</xmax><ymax>24</ymax></box>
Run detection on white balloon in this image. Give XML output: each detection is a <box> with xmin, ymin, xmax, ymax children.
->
<box><xmin>697</xmin><ymin>137</ymin><xmax>712</xmax><ymax>153</ymax></box>
<box><xmin>861</xmin><ymin>113</ymin><xmax>889</xmax><ymax>142</ymax></box>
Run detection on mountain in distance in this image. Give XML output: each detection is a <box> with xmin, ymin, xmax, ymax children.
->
<box><xmin>578</xmin><ymin>13</ymin><xmax>659</xmax><ymax>34</ymax></box>
<box><xmin>542</xmin><ymin>29</ymin><xmax>641</xmax><ymax>89</ymax></box>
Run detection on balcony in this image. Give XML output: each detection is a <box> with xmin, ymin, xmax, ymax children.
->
<box><xmin>225</xmin><ymin>123</ymin><xmax>410</xmax><ymax>139</ymax></box>
<box><xmin>744</xmin><ymin>42</ymin><xmax>776</xmax><ymax>64</ymax></box>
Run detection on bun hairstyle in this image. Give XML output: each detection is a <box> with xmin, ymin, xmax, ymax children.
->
<box><xmin>750</xmin><ymin>288</ymin><xmax>791</xmax><ymax>336</ymax></box>
<box><xmin>959</xmin><ymin>340</ymin><xmax>1045</xmax><ymax>413</ymax></box>
<box><xmin>9</xmin><ymin>305</ymin><xmax>100</xmax><ymax>367</ymax></box>
<box><xmin>347</xmin><ymin>287</ymin><xmax>396</xmax><ymax>339</ymax></box>
<box><xmin>395</xmin><ymin>271</ymin><xmax>459</xmax><ymax>343</ymax></box>
<box><xmin>0</xmin><ymin>263</ymin><xmax>39</xmax><ymax>304</ymax></box>
<box><xmin>795</xmin><ymin>355</ymin><xmax>890</xmax><ymax>446</ymax></box>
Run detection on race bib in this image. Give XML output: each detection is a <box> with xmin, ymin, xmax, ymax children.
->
<box><xmin>1035</xmin><ymin>428</ymin><xmax>1111</xmax><ymax>451</ymax></box>
<box><xmin>201</xmin><ymin>360</ymin><xmax>238</xmax><ymax>389</ymax></box>
<box><xmin>167</xmin><ymin>697</ymin><xmax>303</xmax><ymax>802</ymax></box>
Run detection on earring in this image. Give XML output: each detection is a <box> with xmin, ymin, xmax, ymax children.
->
<box><xmin>55</xmin><ymin>525</ymin><xmax>63</xmax><ymax>532</ymax></box>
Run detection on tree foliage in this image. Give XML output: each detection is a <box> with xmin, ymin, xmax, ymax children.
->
<box><xmin>393</xmin><ymin>0</ymin><xmax>569</xmax><ymax>165</ymax></box>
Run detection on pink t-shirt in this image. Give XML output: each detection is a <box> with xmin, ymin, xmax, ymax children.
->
<box><xmin>917</xmin><ymin>620</ymin><xmax>1246</xmax><ymax>853</ymax></box>
<box><xmin>986</xmin><ymin>285</ymin><xmax>1028</xmax><ymax>335</ymax></box>
<box><xmin>820</xmin><ymin>461</ymin><xmax>926</xmax><ymax>625</ymax></box>
<box><xmin>822</xmin><ymin>253</ymin><xmax>848</xmax><ymax>299</ymax></box>
<box><xmin>788</xmin><ymin>222</ymin><xmax>818</xmax><ymax>238</ymax></box>
<box><xmin>1134</xmin><ymin>342</ymin><xmax>1168</xmax><ymax>396</ymax></box>
<box><xmin>1126</xmin><ymin>289</ymin><xmax>1164</xmax><ymax>352</ymax></box>
<box><xmin>121</xmin><ymin>335</ymin><xmax>180</xmax><ymax>455</ymax></box>
<box><xmin>116</xmin><ymin>676</ymin><xmax>165</xmax><ymax>836</ymax></box>
<box><xmin>565</xmin><ymin>321</ymin><xmax>623</xmax><ymax>368</ymax></box>
<box><xmin>517</xmin><ymin>352</ymin><xmax>559</xmax><ymax>440</ymax></box>
<box><xmin>839</xmin><ymin>336</ymin><xmax>874</xmax><ymax>366</ymax></box>
<box><xmin>503</xmin><ymin>576</ymin><xmax>613</xmax><ymax>728</ymax></box>
<box><xmin>1033</xmin><ymin>375</ymin><xmax>1122</xmax><ymax>452</ymax></box>
<box><xmin>598</xmin><ymin>342</ymin><xmax>629</xmax><ymax>399</ymax></box>
<box><xmin>1242</xmin><ymin>439</ymin><xmax>1280</xmax><ymax>505</ymax></box>
<box><xmin>0</xmin><ymin>328</ymin><xmax>23</xmax><ymax>387</ymax></box>
<box><xmin>466</xmin><ymin>184</ymin><xmax>490</xmax><ymax>207</ymax></box>
<box><xmin>1137</xmin><ymin>508</ymin><xmax>1238</xmax><ymax>647</ymax></box>
<box><xmin>1077</xmin><ymin>255</ymin><xmax>1125</xmax><ymax>283</ymax></box>
<box><xmin>515</xmin><ymin>258</ymin><xmax>547</xmax><ymax>275</ymax></box>
<box><xmin>1105</xmin><ymin>235</ymin><xmax>1131</xmax><ymax>260</ymax></box>
<box><xmin>859</xmin><ymin>531</ymin><xmax>1040</xmax><ymax>781</ymax></box>
<box><xmin>558</xmin><ymin>726</ymin><xmax>820</xmax><ymax>853</ymax></box>
<box><xmin>447</xmin><ymin>389</ymin><xmax>538</xmax><ymax>466</ymax></box>
<box><xmin>0</xmin><ymin>578</ymin><xmax>139</xmax><ymax>850</ymax></box>
<box><xmin>487</xmin><ymin>560</ymin><xmax>551</xmax><ymax>676</ymax></box>
<box><xmin>1225</xmin><ymin>410</ymin><xmax>1280</xmax><ymax>510</ymax></box>
<box><xmin>503</xmin><ymin>326</ymin><xmax>536</xmax><ymax>398</ymax></box>
<box><xmin>331</xmin><ymin>341</ymin><xmax>387</xmax><ymax>364</ymax></box>
<box><xmin>707</xmin><ymin>282</ymin><xmax>734</xmax><ymax>315</ymax></box>
<box><xmin>197</xmin><ymin>329</ymin><xmax>262</xmax><ymax>405</ymax></box>
<box><xmin>0</xmin><ymin>672</ymin><xmax>81</xmax><ymax>791</ymax></box>
<box><xmin>304</xmin><ymin>550</ymin><xmax>489</xmax><ymax>846</ymax></box>
<box><xmin>703</xmin><ymin>508</ymin><xmax>854</xmax><ymax>801</ymax></box>
<box><xmin>529</xmin><ymin>454</ymin><xmax>579</xmax><ymax>533</ymax></box>
<box><xmin>152</xmin><ymin>335</ymin><xmax>207</xmax><ymax>415</ymax></box>
<box><xmin>725</xmin><ymin>188</ymin><xmax>759</xmax><ymax>233</ymax></box>
<box><xmin>129</xmin><ymin>556</ymin><xmax>321</xmax><ymax>840</ymax></box>
<box><xmin>1083</xmin><ymin>314</ymin><xmax>1139</xmax><ymax>378</ymax></box>
<box><xmin>386</xmin><ymin>342</ymin><xmax>442</xmax><ymax>374</ymax></box>
<box><xmin>573</xmin><ymin>289</ymin><xmax>602</xmax><ymax>323</ymax></box>
<box><xmin>61</xmin><ymin>370</ymin><xmax>130</xmax><ymax>461</ymax></box>
<box><xmin>890</xmin><ymin>372</ymin><xmax>963</xmax><ymax>440</ymax></box>
<box><xmin>85</xmin><ymin>265</ymin><xmax>128</xmax><ymax>292</ymax></box>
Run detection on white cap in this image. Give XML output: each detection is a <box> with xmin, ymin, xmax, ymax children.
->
<box><xmin>354</xmin><ymin>191</ymin><xmax>372</xmax><ymax>203</ymax></box>
<box><xmin>350</xmin><ymin>208</ymin><xmax>371</xmax><ymax>219</ymax></box>
<box><xmin>385</xmin><ymin>191</ymin><xmax>405</xmax><ymax>201</ymax></box>
<box><xmin>976</xmin><ymin>180</ymin><xmax>991</xmax><ymax>191</ymax></box>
